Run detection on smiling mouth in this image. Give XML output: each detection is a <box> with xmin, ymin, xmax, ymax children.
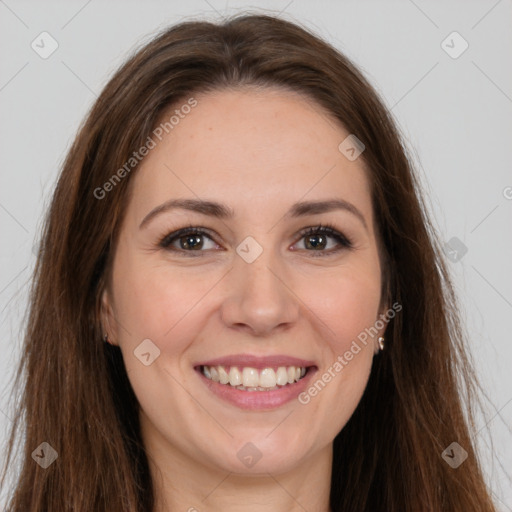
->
<box><xmin>197</xmin><ymin>364</ymin><xmax>311</xmax><ymax>391</ymax></box>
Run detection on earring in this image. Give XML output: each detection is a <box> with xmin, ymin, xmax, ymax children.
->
<box><xmin>378</xmin><ymin>337</ymin><xmax>385</xmax><ymax>351</ymax></box>
<box><xmin>103</xmin><ymin>334</ymin><xmax>110</xmax><ymax>345</ymax></box>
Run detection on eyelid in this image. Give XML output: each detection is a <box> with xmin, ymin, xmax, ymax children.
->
<box><xmin>158</xmin><ymin>223</ymin><xmax>353</xmax><ymax>255</ymax></box>
<box><xmin>296</xmin><ymin>223</ymin><xmax>353</xmax><ymax>249</ymax></box>
<box><xmin>158</xmin><ymin>225</ymin><xmax>219</xmax><ymax>250</ymax></box>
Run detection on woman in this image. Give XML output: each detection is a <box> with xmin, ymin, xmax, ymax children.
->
<box><xmin>1</xmin><ymin>13</ymin><xmax>497</xmax><ymax>511</ymax></box>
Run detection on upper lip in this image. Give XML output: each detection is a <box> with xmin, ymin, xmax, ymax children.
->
<box><xmin>195</xmin><ymin>354</ymin><xmax>317</xmax><ymax>369</ymax></box>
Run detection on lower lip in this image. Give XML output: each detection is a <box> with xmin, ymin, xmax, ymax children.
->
<box><xmin>196</xmin><ymin>367</ymin><xmax>317</xmax><ymax>410</ymax></box>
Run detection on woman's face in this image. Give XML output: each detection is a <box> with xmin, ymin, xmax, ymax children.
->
<box><xmin>102</xmin><ymin>87</ymin><xmax>387</xmax><ymax>476</ymax></box>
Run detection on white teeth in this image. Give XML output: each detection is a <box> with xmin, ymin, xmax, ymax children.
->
<box><xmin>276</xmin><ymin>367</ymin><xmax>289</xmax><ymax>386</ymax></box>
<box><xmin>201</xmin><ymin>364</ymin><xmax>308</xmax><ymax>390</ymax></box>
<box><xmin>229</xmin><ymin>367</ymin><xmax>242</xmax><ymax>386</ymax></box>
<box><xmin>218</xmin><ymin>366</ymin><xmax>229</xmax><ymax>384</ymax></box>
<box><xmin>242</xmin><ymin>367</ymin><xmax>259</xmax><ymax>387</ymax></box>
<box><xmin>210</xmin><ymin>366</ymin><xmax>219</xmax><ymax>382</ymax></box>
<box><xmin>259</xmin><ymin>368</ymin><xmax>276</xmax><ymax>388</ymax></box>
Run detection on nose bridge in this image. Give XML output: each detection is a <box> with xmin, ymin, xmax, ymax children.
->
<box><xmin>238</xmin><ymin>247</ymin><xmax>280</xmax><ymax>299</ymax></box>
<box><xmin>220</xmin><ymin>235</ymin><xmax>299</xmax><ymax>334</ymax></box>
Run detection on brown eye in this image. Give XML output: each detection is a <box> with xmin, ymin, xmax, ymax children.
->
<box><xmin>296</xmin><ymin>225</ymin><xmax>353</xmax><ymax>256</ymax></box>
<box><xmin>304</xmin><ymin>232</ymin><xmax>329</xmax><ymax>250</ymax></box>
<box><xmin>177</xmin><ymin>233</ymin><xmax>205</xmax><ymax>250</ymax></box>
<box><xmin>160</xmin><ymin>227</ymin><xmax>219</xmax><ymax>254</ymax></box>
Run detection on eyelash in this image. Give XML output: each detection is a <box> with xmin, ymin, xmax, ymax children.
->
<box><xmin>158</xmin><ymin>223</ymin><xmax>353</xmax><ymax>257</ymax></box>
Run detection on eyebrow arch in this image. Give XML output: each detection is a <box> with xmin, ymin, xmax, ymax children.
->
<box><xmin>139</xmin><ymin>198</ymin><xmax>367</xmax><ymax>230</ymax></box>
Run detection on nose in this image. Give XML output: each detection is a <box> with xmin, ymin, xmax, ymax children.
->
<box><xmin>220</xmin><ymin>246</ymin><xmax>300</xmax><ymax>336</ymax></box>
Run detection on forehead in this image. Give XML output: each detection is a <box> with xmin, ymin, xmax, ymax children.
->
<box><xmin>128</xmin><ymin>87</ymin><xmax>373</xmax><ymax>224</ymax></box>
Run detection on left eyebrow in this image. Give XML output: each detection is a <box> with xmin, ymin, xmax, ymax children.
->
<box><xmin>139</xmin><ymin>198</ymin><xmax>367</xmax><ymax>230</ymax></box>
<box><xmin>287</xmin><ymin>199</ymin><xmax>367</xmax><ymax>230</ymax></box>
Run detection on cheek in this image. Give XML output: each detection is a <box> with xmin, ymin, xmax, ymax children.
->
<box><xmin>111</xmin><ymin>251</ymin><xmax>218</xmax><ymax>342</ymax></box>
<box><xmin>304</xmin><ymin>261</ymin><xmax>382</xmax><ymax>350</ymax></box>
<box><xmin>295</xmin><ymin>260</ymin><xmax>381</xmax><ymax>421</ymax></box>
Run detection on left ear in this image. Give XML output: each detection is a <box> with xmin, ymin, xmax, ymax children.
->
<box><xmin>100</xmin><ymin>288</ymin><xmax>118</xmax><ymax>345</ymax></box>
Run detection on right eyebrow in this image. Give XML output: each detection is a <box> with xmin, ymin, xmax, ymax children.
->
<box><xmin>139</xmin><ymin>198</ymin><xmax>234</xmax><ymax>229</ymax></box>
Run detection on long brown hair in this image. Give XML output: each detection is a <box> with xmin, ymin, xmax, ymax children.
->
<box><xmin>1</xmin><ymin>13</ymin><xmax>496</xmax><ymax>511</ymax></box>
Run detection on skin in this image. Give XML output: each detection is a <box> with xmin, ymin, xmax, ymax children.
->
<box><xmin>101</xmin><ymin>87</ymin><xmax>388</xmax><ymax>512</ymax></box>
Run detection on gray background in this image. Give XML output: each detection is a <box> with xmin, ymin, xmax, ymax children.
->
<box><xmin>0</xmin><ymin>0</ymin><xmax>511</xmax><ymax>509</ymax></box>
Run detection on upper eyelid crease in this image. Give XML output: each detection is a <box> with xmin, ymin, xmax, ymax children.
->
<box><xmin>139</xmin><ymin>198</ymin><xmax>367</xmax><ymax>231</ymax></box>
